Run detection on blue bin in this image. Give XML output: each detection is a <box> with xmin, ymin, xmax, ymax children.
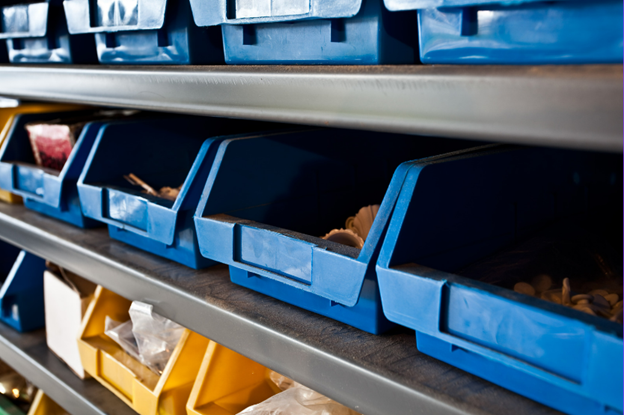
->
<box><xmin>0</xmin><ymin>250</ymin><xmax>47</xmax><ymax>333</ymax></box>
<box><xmin>0</xmin><ymin>111</ymin><xmax>116</xmax><ymax>228</ymax></box>
<box><xmin>376</xmin><ymin>146</ymin><xmax>622</xmax><ymax>414</ymax></box>
<box><xmin>0</xmin><ymin>0</ymin><xmax>97</xmax><ymax>64</ymax></box>
<box><xmin>384</xmin><ymin>0</ymin><xmax>623</xmax><ymax>64</ymax></box>
<box><xmin>194</xmin><ymin>131</ymin><xmax>477</xmax><ymax>334</ymax></box>
<box><xmin>189</xmin><ymin>0</ymin><xmax>417</xmax><ymax>64</ymax></box>
<box><xmin>63</xmin><ymin>0</ymin><xmax>223</xmax><ymax>64</ymax></box>
<box><xmin>0</xmin><ymin>241</ymin><xmax>21</xmax><ymax>279</ymax></box>
<box><xmin>77</xmin><ymin>117</ymin><xmax>269</xmax><ymax>269</ymax></box>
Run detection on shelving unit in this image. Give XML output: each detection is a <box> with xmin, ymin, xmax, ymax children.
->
<box><xmin>0</xmin><ymin>63</ymin><xmax>620</xmax><ymax>415</ymax></box>
<box><xmin>0</xmin><ymin>202</ymin><xmax>565</xmax><ymax>415</ymax></box>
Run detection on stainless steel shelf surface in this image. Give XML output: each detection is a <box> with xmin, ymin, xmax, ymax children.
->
<box><xmin>0</xmin><ymin>325</ymin><xmax>136</xmax><ymax>415</ymax></box>
<box><xmin>0</xmin><ymin>64</ymin><xmax>621</xmax><ymax>153</ymax></box>
<box><xmin>0</xmin><ymin>203</ymin><xmax>565</xmax><ymax>415</ymax></box>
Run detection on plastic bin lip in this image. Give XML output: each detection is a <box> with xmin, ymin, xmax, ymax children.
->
<box><xmin>0</xmin><ymin>1</ymin><xmax>49</xmax><ymax>39</ymax></box>
<box><xmin>63</xmin><ymin>0</ymin><xmax>166</xmax><ymax>34</ymax></box>
<box><xmin>384</xmin><ymin>0</ymin><xmax>604</xmax><ymax>11</ymax></box>
<box><xmin>189</xmin><ymin>0</ymin><xmax>362</xmax><ymax>27</ymax></box>
<box><xmin>206</xmin><ymin>213</ymin><xmax>362</xmax><ymax>260</ymax></box>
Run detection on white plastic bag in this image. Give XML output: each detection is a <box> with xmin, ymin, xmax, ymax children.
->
<box><xmin>104</xmin><ymin>301</ymin><xmax>185</xmax><ymax>375</ymax></box>
<box><xmin>238</xmin><ymin>372</ymin><xmax>362</xmax><ymax>415</ymax></box>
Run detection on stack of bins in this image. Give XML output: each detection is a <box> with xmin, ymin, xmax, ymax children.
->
<box><xmin>76</xmin><ymin>117</ymin><xmax>270</xmax><ymax>268</ymax></box>
<box><xmin>0</xmin><ymin>0</ymin><xmax>97</xmax><ymax>63</ymax></box>
<box><xmin>0</xmin><ymin>104</ymin><xmax>84</xmax><ymax>204</ymax></box>
<box><xmin>79</xmin><ymin>285</ymin><xmax>279</xmax><ymax>415</ymax></box>
<box><xmin>0</xmin><ymin>245</ymin><xmax>47</xmax><ymax>333</ymax></box>
<box><xmin>375</xmin><ymin>146</ymin><xmax>622</xmax><ymax>415</ymax></box>
<box><xmin>188</xmin><ymin>0</ymin><xmax>418</xmax><ymax>64</ymax></box>
<box><xmin>193</xmin><ymin>130</ymin><xmax>478</xmax><ymax>334</ymax></box>
<box><xmin>0</xmin><ymin>109</ymin><xmax>118</xmax><ymax>228</ymax></box>
<box><xmin>62</xmin><ymin>0</ymin><xmax>224</xmax><ymax>64</ymax></box>
<box><xmin>383</xmin><ymin>0</ymin><xmax>623</xmax><ymax>63</ymax></box>
<box><xmin>78</xmin><ymin>286</ymin><xmax>210</xmax><ymax>415</ymax></box>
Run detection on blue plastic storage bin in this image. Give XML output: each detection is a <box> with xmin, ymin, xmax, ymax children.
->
<box><xmin>189</xmin><ymin>0</ymin><xmax>417</xmax><ymax>64</ymax></box>
<box><xmin>77</xmin><ymin>117</ymin><xmax>269</xmax><ymax>269</ymax></box>
<box><xmin>376</xmin><ymin>145</ymin><xmax>622</xmax><ymax>415</ymax></box>
<box><xmin>384</xmin><ymin>0</ymin><xmax>623</xmax><ymax>64</ymax></box>
<box><xmin>0</xmin><ymin>111</ymin><xmax>115</xmax><ymax>228</ymax></box>
<box><xmin>0</xmin><ymin>241</ymin><xmax>21</xmax><ymax>279</ymax></box>
<box><xmin>0</xmin><ymin>250</ymin><xmax>46</xmax><ymax>332</ymax></box>
<box><xmin>63</xmin><ymin>0</ymin><xmax>223</xmax><ymax>64</ymax></box>
<box><xmin>194</xmin><ymin>131</ymin><xmax>477</xmax><ymax>334</ymax></box>
<box><xmin>0</xmin><ymin>0</ymin><xmax>97</xmax><ymax>64</ymax></box>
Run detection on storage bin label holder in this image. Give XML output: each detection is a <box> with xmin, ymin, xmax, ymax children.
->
<box><xmin>194</xmin><ymin>134</ymin><xmax>472</xmax><ymax>308</ymax></box>
<box><xmin>63</xmin><ymin>0</ymin><xmax>167</xmax><ymax>34</ymax></box>
<box><xmin>384</xmin><ymin>0</ymin><xmax>580</xmax><ymax>11</ymax></box>
<box><xmin>375</xmin><ymin>147</ymin><xmax>623</xmax><ymax>412</ymax></box>
<box><xmin>77</xmin><ymin>119</ymin><xmax>222</xmax><ymax>246</ymax></box>
<box><xmin>0</xmin><ymin>0</ymin><xmax>50</xmax><ymax>39</ymax></box>
<box><xmin>189</xmin><ymin>0</ymin><xmax>362</xmax><ymax>26</ymax></box>
<box><xmin>0</xmin><ymin>112</ymin><xmax>104</xmax><ymax>211</ymax></box>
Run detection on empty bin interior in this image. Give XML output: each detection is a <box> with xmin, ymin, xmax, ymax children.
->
<box><xmin>0</xmin><ymin>241</ymin><xmax>21</xmax><ymax>282</ymax></box>
<box><xmin>82</xmin><ymin>118</ymin><xmax>269</xmax><ymax>207</ymax></box>
<box><xmin>200</xmin><ymin>131</ymin><xmax>477</xmax><ymax>244</ymax></box>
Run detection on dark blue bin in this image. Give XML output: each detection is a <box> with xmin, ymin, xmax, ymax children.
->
<box><xmin>384</xmin><ymin>0</ymin><xmax>623</xmax><ymax>64</ymax></box>
<box><xmin>194</xmin><ymin>131</ymin><xmax>477</xmax><ymax>334</ymax></box>
<box><xmin>63</xmin><ymin>0</ymin><xmax>223</xmax><ymax>64</ymax></box>
<box><xmin>0</xmin><ymin>111</ymin><xmax>115</xmax><ymax>228</ymax></box>
<box><xmin>0</xmin><ymin>249</ymin><xmax>47</xmax><ymax>333</ymax></box>
<box><xmin>77</xmin><ymin>117</ymin><xmax>269</xmax><ymax>269</ymax></box>
<box><xmin>376</xmin><ymin>146</ymin><xmax>622</xmax><ymax>414</ymax></box>
<box><xmin>0</xmin><ymin>0</ymin><xmax>97</xmax><ymax>64</ymax></box>
<box><xmin>189</xmin><ymin>0</ymin><xmax>417</xmax><ymax>64</ymax></box>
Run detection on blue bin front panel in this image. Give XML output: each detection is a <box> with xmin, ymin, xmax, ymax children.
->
<box><xmin>230</xmin><ymin>266</ymin><xmax>393</xmax><ymax>334</ymax></box>
<box><xmin>190</xmin><ymin>0</ymin><xmax>363</xmax><ymax>26</ymax></box>
<box><xmin>194</xmin><ymin>131</ymin><xmax>477</xmax><ymax>332</ymax></box>
<box><xmin>222</xmin><ymin>0</ymin><xmax>417</xmax><ymax>64</ymax></box>
<box><xmin>0</xmin><ymin>112</ymin><xmax>105</xmax><ymax>229</ymax></box>
<box><xmin>83</xmin><ymin>0</ymin><xmax>223</xmax><ymax>64</ymax></box>
<box><xmin>2</xmin><ymin>2</ymin><xmax>97</xmax><ymax>63</ymax></box>
<box><xmin>78</xmin><ymin>118</ymin><xmax>267</xmax><ymax>269</ymax></box>
<box><xmin>418</xmin><ymin>1</ymin><xmax>623</xmax><ymax>64</ymax></box>
<box><xmin>0</xmin><ymin>251</ymin><xmax>46</xmax><ymax>333</ymax></box>
<box><xmin>417</xmin><ymin>332</ymin><xmax>623</xmax><ymax>415</ymax></box>
<box><xmin>376</xmin><ymin>147</ymin><xmax>623</xmax><ymax>413</ymax></box>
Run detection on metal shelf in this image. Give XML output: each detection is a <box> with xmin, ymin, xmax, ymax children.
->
<box><xmin>0</xmin><ymin>64</ymin><xmax>621</xmax><ymax>153</ymax></box>
<box><xmin>0</xmin><ymin>325</ymin><xmax>136</xmax><ymax>415</ymax></box>
<box><xmin>0</xmin><ymin>202</ymin><xmax>564</xmax><ymax>415</ymax></box>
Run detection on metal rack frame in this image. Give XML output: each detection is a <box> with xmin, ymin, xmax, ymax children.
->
<box><xmin>0</xmin><ymin>203</ymin><xmax>564</xmax><ymax>415</ymax></box>
<box><xmin>0</xmin><ymin>65</ymin><xmax>621</xmax><ymax>153</ymax></box>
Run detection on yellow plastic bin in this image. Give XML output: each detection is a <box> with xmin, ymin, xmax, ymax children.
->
<box><xmin>78</xmin><ymin>286</ymin><xmax>210</xmax><ymax>415</ymax></box>
<box><xmin>27</xmin><ymin>390</ymin><xmax>69</xmax><ymax>415</ymax></box>
<box><xmin>187</xmin><ymin>342</ymin><xmax>279</xmax><ymax>415</ymax></box>
<box><xmin>0</xmin><ymin>103</ymin><xmax>87</xmax><ymax>204</ymax></box>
